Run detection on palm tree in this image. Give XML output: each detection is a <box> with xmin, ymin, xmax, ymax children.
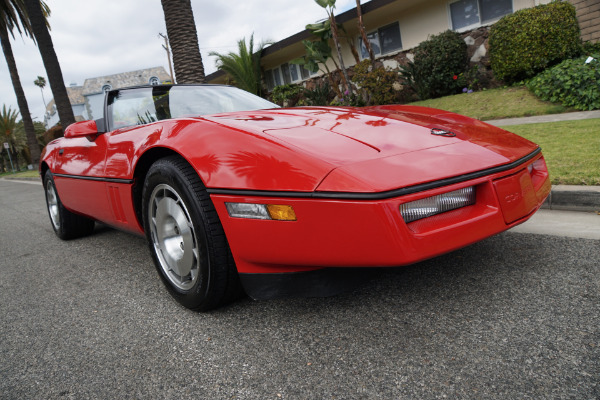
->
<box><xmin>160</xmin><ymin>0</ymin><xmax>206</xmax><ymax>83</ymax></box>
<box><xmin>0</xmin><ymin>0</ymin><xmax>45</xmax><ymax>166</ymax></box>
<box><xmin>23</xmin><ymin>0</ymin><xmax>75</xmax><ymax>131</ymax></box>
<box><xmin>33</xmin><ymin>75</ymin><xmax>46</xmax><ymax>107</ymax></box>
<box><xmin>0</xmin><ymin>104</ymin><xmax>23</xmax><ymax>170</ymax></box>
<box><xmin>209</xmin><ymin>34</ymin><xmax>265</xmax><ymax>96</ymax></box>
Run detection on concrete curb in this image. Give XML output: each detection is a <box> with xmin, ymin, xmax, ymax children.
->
<box><xmin>542</xmin><ymin>185</ymin><xmax>600</xmax><ymax>212</ymax></box>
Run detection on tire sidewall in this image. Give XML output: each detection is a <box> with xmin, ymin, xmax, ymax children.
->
<box><xmin>142</xmin><ymin>159</ymin><xmax>213</xmax><ymax>309</ymax></box>
<box><xmin>43</xmin><ymin>171</ymin><xmax>66</xmax><ymax>239</ymax></box>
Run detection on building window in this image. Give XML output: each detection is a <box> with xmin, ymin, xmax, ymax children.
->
<box><xmin>281</xmin><ymin>63</ymin><xmax>292</xmax><ymax>85</ymax></box>
<box><xmin>149</xmin><ymin>76</ymin><xmax>160</xmax><ymax>85</ymax></box>
<box><xmin>265</xmin><ymin>63</ymin><xmax>313</xmax><ymax>91</ymax></box>
<box><xmin>102</xmin><ymin>84</ymin><xmax>112</xmax><ymax>92</ymax></box>
<box><xmin>360</xmin><ymin>22</ymin><xmax>402</xmax><ymax>59</ymax></box>
<box><xmin>450</xmin><ymin>0</ymin><xmax>513</xmax><ymax>31</ymax></box>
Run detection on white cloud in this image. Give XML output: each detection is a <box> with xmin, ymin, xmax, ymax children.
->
<box><xmin>0</xmin><ymin>0</ymin><xmax>362</xmax><ymax>123</ymax></box>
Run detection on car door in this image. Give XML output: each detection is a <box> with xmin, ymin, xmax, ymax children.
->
<box><xmin>52</xmin><ymin>129</ymin><xmax>114</xmax><ymax>223</ymax></box>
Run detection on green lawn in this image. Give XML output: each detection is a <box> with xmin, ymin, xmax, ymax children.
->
<box><xmin>0</xmin><ymin>169</ymin><xmax>39</xmax><ymax>179</ymax></box>
<box><xmin>408</xmin><ymin>86</ymin><xmax>597</xmax><ymax>185</ymax></box>
<box><xmin>504</xmin><ymin>119</ymin><xmax>600</xmax><ymax>186</ymax></box>
<box><xmin>409</xmin><ymin>86</ymin><xmax>573</xmax><ymax>121</ymax></box>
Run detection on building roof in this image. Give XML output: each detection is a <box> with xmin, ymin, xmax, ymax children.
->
<box><xmin>81</xmin><ymin>66</ymin><xmax>171</xmax><ymax>95</ymax></box>
<box><xmin>45</xmin><ymin>66</ymin><xmax>172</xmax><ymax>116</ymax></box>
<box><xmin>44</xmin><ymin>85</ymin><xmax>84</xmax><ymax>113</ymax></box>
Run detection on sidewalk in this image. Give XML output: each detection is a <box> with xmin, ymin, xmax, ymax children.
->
<box><xmin>485</xmin><ymin>110</ymin><xmax>600</xmax><ymax>127</ymax></box>
<box><xmin>484</xmin><ymin>110</ymin><xmax>600</xmax><ymax>212</ymax></box>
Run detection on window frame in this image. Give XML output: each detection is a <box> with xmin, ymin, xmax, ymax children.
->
<box><xmin>358</xmin><ymin>21</ymin><xmax>402</xmax><ymax>60</ymax></box>
<box><xmin>265</xmin><ymin>63</ymin><xmax>308</xmax><ymax>91</ymax></box>
<box><xmin>448</xmin><ymin>0</ymin><xmax>514</xmax><ymax>32</ymax></box>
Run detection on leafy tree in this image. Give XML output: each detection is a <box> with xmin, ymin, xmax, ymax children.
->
<box><xmin>24</xmin><ymin>0</ymin><xmax>75</xmax><ymax>132</ymax></box>
<box><xmin>210</xmin><ymin>33</ymin><xmax>266</xmax><ymax>96</ymax></box>
<box><xmin>292</xmin><ymin>39</ymin><xmax>343</xmax><ymax>98</ymax></box>
<box><xmin>33</xmin><ymin>75</ymin><xmax>46</xmax><ymax>107</ymax></box>
<box><xmin>0</xmin><ymin>0</ymin><xmax>47</xmax><ymax>166</ymax></box>
<box><xmin>160</xmin><ymin>0</ymin><xmax>206</xmax><ymax>83</ymax></box>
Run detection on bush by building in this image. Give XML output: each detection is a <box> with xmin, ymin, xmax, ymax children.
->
<box><xmin>527</xmin><ymin>55</ymin><xmax>600</xmax><ymax>111</ymax></box>
<box><xmin>489</xmin><ymin>1</ymin><xmax>581</xmax><ymax>83</ymax></box>
<box><xmin>399</xmin><ymin>30</ymin><xmax>468</xmax><ymax>100</ymax></box>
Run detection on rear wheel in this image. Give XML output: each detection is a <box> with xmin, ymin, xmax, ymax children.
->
<box><xmin>43</xmin><ymin>171</ymin><xmax>95</xmax><ymax>240</ymax></box>
<box><xmin>142</xmin><ymin>156</ymin><xmax>241</xmax><ymax>311</ymax></box>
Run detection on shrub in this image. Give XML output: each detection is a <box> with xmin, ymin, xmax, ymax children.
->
<box><xmin>329</xmin><ymin>92</ymin><xmax>365</xmax><ymax>107</ymax></box>
<box><xmin>399</xmin><ymin>30</ymin><xmax>467</xmax><ymax>100</ymax></box>
<box><xmin>270</xmin><ymin>84</ymin><xmax>304</xmax><ymax>107</ymax></box>
<box><xmin>582</xmin><ymin>41</ymin><xmax>600</xmax><ymax>57</ymax></box>
<box><xmin>489</xmin><ymin>1</ymin><xmax>581</xmax><ymax>83</ymax></box>
<box><xmin>351</xmin><ymin>60</ymin><xmax>399</xmax><ymax>105</ymax></box>
<box><xmin>527</xmin><ymin>56</ymin><xmax>600</xmax><ymax>111</ymax></box>
<box><xmin>302</xmin><ymin>82</ymin><xmax>334</xmax><ymax>106</ymax></box>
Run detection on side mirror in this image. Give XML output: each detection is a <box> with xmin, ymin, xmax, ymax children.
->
<box><xmin>64</xmin><ymin>119</ymin><xmax>105</xmax><ymax>138</ymax></box>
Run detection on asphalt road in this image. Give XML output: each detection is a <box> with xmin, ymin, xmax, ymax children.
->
<box><xmin>1</xmin><ymin>179</ymin><xmax>598</xmax><ymax>399</ymax></box>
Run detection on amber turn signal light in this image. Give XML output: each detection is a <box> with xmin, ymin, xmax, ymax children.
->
<box><xmin>225</xmin><ymin>202</ymin><xmax>296</xmax><ymax>221</ymax></box>
<box><xmin>266</xmin><ymin>204</ymin><xmax>297</xmax><ymax>221</ymax></box>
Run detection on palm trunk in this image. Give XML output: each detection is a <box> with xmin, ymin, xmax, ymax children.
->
<box><xmin>0</xmin><ymin>27</ymin><xmax>41</xmax><ymax>166</ymax></box>
<box><xmin>24</xmin><ymin>0</ymin><xmax>75</xmax><ymax>132</ymax></box>
<box><xmin>329</xmin><ymin>12</ymin><xmax>352</xmax><ymax>95</ymax></box>
<box><xmin>356</xmin><ymin>0</ymin><xmax>376</xmax><ymax>67</ymax></box>
<box><xmin>346</xmin><ymin>37</ymin><xmax>360</xmax><ymax>64</ymax></box>
<box><xmin>161</xmin><ymin>0</ymin><xmax>206</xmax><ymax>84</ymax></box>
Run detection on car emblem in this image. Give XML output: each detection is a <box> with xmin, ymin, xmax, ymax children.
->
<box><xmin>431</xmin><ymin>128</ymin><xmax>456</xmax><ymax>137</ymax></box>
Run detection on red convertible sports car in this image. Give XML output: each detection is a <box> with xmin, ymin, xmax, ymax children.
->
<box><xmin>41</xmin><ymin>84</ymin><xmax>551</xmax><ymax>310</ymax></box>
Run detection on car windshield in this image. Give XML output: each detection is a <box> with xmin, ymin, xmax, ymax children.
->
<box><xmin>107</xmin><ymin>85</ymin><xmax>278</xmax><ymax>130</ymax></box>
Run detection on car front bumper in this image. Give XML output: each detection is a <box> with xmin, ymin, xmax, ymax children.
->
<box><xmin>209</xmin><ymin>153</ymin><xmax>551</xmax><ymax>295</ymax></box>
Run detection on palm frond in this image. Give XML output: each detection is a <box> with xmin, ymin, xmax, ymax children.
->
<box><xmin>210</xmin><ymin>33</ymin><xmax>267</xmax><ymax>96</ymax></box>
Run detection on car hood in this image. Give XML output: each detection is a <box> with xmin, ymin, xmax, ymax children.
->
<box><xmin>205</xmin><ymin>105</ymin><xmax>538</xmax><ymax>192</ymax></box>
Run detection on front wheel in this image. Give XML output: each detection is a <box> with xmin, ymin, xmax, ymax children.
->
<box><xmin>43</xmin><ymin>171</ymin><xmax>95</xmax><ymax>240</ymax></box>
<box><xmin>142</xmin><ymin>156</ymin><xmax>241</xmax><ymax>311</ymax></box>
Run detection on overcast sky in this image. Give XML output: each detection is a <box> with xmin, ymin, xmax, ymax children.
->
<box><xmin>0</xmin><ymin>0</ymin><xmax>359</xmax><ymax>123</ymax></box>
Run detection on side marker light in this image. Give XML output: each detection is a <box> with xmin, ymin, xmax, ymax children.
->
<box><xmin>225</xmin><ymin>203</ymin><xmax>296</xmax><ymax>221</ymax></box>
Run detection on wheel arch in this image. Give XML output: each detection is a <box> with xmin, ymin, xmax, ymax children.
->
<box><xmin>40</xmin><ymin>161</ymin><xmax>50</xmax><ymax>179</ymax></box>
<box><xmin>131</xmin><ymin>147</ymin><xmax>206</xmax><ymax>228</ymax></box>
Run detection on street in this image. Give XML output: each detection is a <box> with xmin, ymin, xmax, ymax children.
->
<box><xmin>1</xmin><ymin>178</ymin><xmax>598</xmax><ymax>399</ymax></box>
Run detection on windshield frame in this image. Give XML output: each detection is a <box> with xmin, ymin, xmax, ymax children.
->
<box><xmin>105</xmin><ymin>84</ymin><xmax>279</xmax><ymax>131</ymax></box>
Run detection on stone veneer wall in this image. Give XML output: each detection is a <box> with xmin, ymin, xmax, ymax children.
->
<box><xmin>300</xmin><ymin>26</ymin><xmax>497</xmax><ymax>99</ymax></box>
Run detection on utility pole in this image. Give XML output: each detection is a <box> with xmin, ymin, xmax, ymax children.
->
<box><xmin>159</xmin><ymin>33</ymin><xmax>175</xmax><ymax>83</ymax></box>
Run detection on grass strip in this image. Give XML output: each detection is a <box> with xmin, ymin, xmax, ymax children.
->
<box><xmin>409</xmin><ymin>86</ymin><xmax>573</xmax><ymax>121</ymax></box>
<box><xmin>504</xmin><ymin>119</ymin><xmax>600</xmax><ymax>185</ymax></box>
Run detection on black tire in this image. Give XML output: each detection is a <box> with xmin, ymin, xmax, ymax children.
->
<box><xmin>43</xmin><ymin>171</ymin><xmax>95</xmax><ymax>240</ymax></box>
<box><xmin>142</xmin><ymin>156</ymin><xmax>242</xmax><ymax>311</ymax></box>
